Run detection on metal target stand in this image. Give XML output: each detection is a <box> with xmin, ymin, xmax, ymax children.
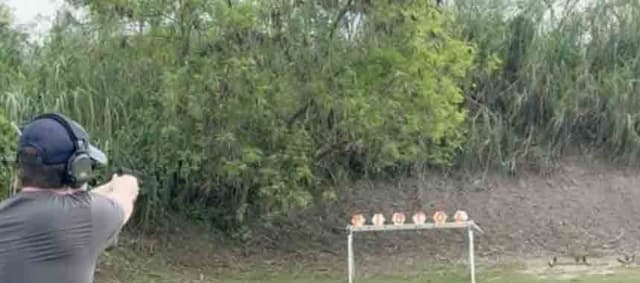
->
<box><xmin>347</xmin><ymin>221</ymin><xmax>484</xmax><ymax>283</ymax></box>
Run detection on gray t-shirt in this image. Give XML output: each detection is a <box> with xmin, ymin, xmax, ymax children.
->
<box><xmin>0</xmin><ymin>190</ymin><xmax>124</xmax><ymax>283</ymax></box>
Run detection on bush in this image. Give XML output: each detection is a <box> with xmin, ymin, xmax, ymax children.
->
<box><xmin>0</xmin><ymin>0</ymin><xmax>474</xmax><ymax>231</ymax></box>
<box><xmin>0</xmin><ymin>111</ymin><xmax>17</xmax><ymax>197</ymax></box>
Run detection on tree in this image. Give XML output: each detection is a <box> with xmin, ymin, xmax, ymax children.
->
<box><xmin>2</xmin><ymin>0</ymin><xmax>475</xmax><ymax>231</ymax></box>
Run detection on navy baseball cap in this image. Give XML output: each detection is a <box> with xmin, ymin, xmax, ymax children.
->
<box><xmin>18</xmin><ymin>113</ymin><xmax>107</xmax><ymax>166</ymax></box>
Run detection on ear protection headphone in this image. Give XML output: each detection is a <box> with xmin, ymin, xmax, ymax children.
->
<box><xmin>31</xmin><ymin>113</ymin><xmax>95</xmax><ymax>187</ymax></box>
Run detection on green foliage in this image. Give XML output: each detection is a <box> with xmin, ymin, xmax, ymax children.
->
<box><xmin>456</xmin><ymin>0</ymin><xmax>640</xmax><ymax>172</ymax></box>
<box><xmin>4</xmin><ymin>0</ymin><xmax>640</xmax><ymax>233</ymax></box>
<box><xmin>0</xmin><ymin>110</ymin><xmax>17</xmax><ymax>197</ymax></box>
<box><xmin>340</xmin><ymin>1</ymin><xmax>473</xmax><ymax>171</ymax></box>
<box><xmin>0</xmin><ymin>0</ymin><xmax>474</xmax><ymax>231</ymax></box>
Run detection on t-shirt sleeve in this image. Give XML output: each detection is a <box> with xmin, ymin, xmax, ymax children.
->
<box><xmin>91</xmin><ymin>194</ymin><xmax>125</xmax><ymax>252</ymax></box>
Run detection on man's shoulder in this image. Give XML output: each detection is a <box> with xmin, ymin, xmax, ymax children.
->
<box><xmin>0</xmin><ymin>191</ymin><xmax>124</xmax><ymax>224</ymax></box>
<box><xmin>89</xmin><ymin>192</ymin><xmax>125</xmax><ymax>223</ymax></box>
<box><xmin>0</xmin><ymin>194</ymin><xmax>29</xmax><ymax>209</ymax></box>
<box><xmin>0</xmin><ymin>191</ymin><xmax>110</xmax><ymax>218</ymax></box>
<box><xmin>90</xmin><ymin>193</ymin><xmax>124</xmax><ymax>210</ymax></box>
<box><xmin>0</xmin><ymin>193</ymin><xmax>46</xmax><ymax>215</ymax></box>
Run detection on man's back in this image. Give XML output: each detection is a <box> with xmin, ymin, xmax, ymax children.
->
<box><xmin>0</xmin><ymin>191</ymin><xmax>123</xmax><ymax>283</ymax></box>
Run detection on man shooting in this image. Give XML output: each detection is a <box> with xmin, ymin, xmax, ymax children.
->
<box><xmin>0</xmin><ymin>112</ymin><xmax>139</xmax><ymax>283</ymax></box>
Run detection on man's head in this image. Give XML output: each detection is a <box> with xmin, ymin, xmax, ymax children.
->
<box><xmin>16</xmin><ymin>113</ymin><xmax>107</xmax><ymax>189</ymax></box>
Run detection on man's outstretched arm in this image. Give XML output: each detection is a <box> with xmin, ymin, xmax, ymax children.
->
<box><xmin>91</xmin><ymin>174</ymin><xmax>139</xmax><ymax>225</ymax></box>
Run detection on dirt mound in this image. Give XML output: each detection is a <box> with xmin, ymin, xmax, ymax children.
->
<box><xmin>248</xmin><ymin>155</ymin><xmax>640</xmax><ymax>268</ymax></box>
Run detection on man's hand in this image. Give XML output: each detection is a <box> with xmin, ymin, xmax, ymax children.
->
<box><xmin>111</xmin><ymin>174</ymin><xmax>139</xmax><ymax>197</ymax></box>
<box><xmin>92</xmin><ymin>174</ymin><xmax>140</xmax><ymax>225</ymax></box>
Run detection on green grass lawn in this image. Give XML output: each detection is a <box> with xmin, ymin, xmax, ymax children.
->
<box><xmin>214</xmin><ymin>268</ymin><xmax>640</xmax><ymax>283</ymax></box>
<box><xmin>97</xmin><ymin>267</ymin><xmax>640</xmax><ymax>283</ymax></box>
<box><xmin>96</xmin><ymin>248</ymin><xmax>640</xmax><ymax>283</ymax></box>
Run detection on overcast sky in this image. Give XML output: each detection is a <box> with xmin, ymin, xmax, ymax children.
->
<box><xmin>2</xmin><ymin>0</ymin><xmax>63</xmax><ymax>37</ymax></box>
<box><xmin>0</xmin><ymin>0</ymin><xmax>596</xmax><ymax>38</ymax></box>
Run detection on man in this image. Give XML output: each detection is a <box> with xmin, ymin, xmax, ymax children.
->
<box><xmin>0</xmin><ymin>112</ymin><xmax>139</xmax><ymax>283</ymax></box>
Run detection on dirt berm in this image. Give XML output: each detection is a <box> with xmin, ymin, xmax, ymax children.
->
<box><xmin>247</xmin><ymin>155</ymin><xmax>640</xmax><ymax>269</ymax></box>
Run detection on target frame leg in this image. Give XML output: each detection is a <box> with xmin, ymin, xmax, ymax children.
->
<box><xmin>468</xmin><ymin>227</ymin><xmax>476</xmax><ymax>283</ymax></box>
<box><xmin>348</xmin><ymin>231</ymin><xmax>354</xmax><ymax>283</ymax></box>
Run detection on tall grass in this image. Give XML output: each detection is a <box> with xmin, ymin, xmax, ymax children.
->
<box><xmin>456</xmin><ymin>0</ymin><xmax>640</xmax><ymax>172</ymax></box>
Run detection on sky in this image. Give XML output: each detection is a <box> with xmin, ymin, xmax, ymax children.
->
<box><xmin>0</xmin><ymin>0</ymin><xmax>596</xmax><ymax>38</ymax></box>
<box><xmin>2</xmin><ymin>0</ymin><xmax>64</xmax><ymax>37</ymax></box>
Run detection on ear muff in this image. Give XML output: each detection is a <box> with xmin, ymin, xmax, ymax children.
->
<box><xmin>32</xmin><ymin>113</ymin><xmax>95</xmax><ymax>187</ymax></box>
<box><xmin>66</xmin><ymin>140</ymin><xmax>94</xmax><ymax>187</ymax></box>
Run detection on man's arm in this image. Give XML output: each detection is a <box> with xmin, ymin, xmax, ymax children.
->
<box><xmin>91</xmin><ymin>174</ymin><xmax>139</xmax><ymax>225</ymax></box>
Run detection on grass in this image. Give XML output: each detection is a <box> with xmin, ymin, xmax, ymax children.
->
<box><xmin>97</xmin><ymin>265</ymin><xmax>640</xmax><ymax>283</ymax></box>
<box><xmin>95</xmin><ymin>246</ymin><xmax>640</xmax><ymax>283</ymax></box>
